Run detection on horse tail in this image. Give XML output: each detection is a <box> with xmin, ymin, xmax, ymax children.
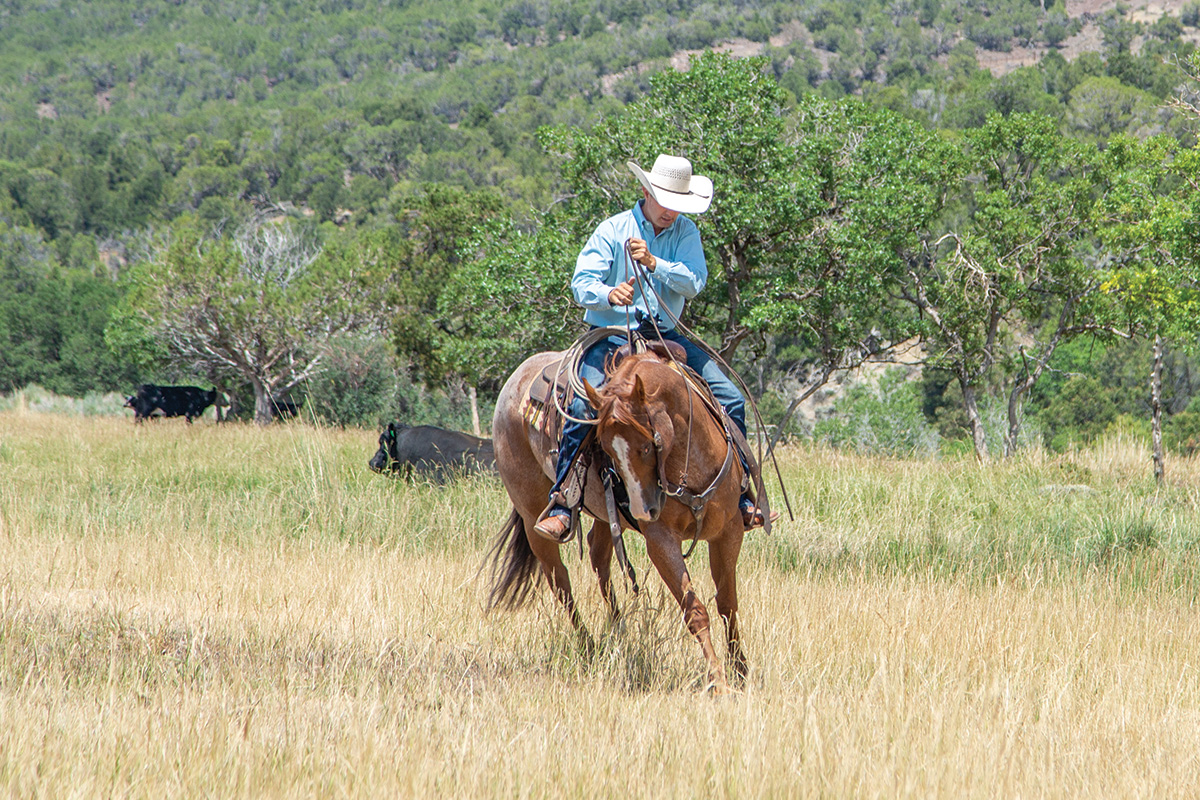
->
<box><xmin>486</xmin><ymin>507</ymin><xmax>540</xmax><ymax>610</ymax></box>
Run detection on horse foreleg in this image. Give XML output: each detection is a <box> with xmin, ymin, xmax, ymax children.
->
<box><xmin>708</xmin><ymin>528</ymin><xmax>747</xmax><ymax>686</ymax></box>
<box><xmin>644</xmin><ymin>533</ymin><xmax>730</xmax><ymax>695</ymax></box>
<box><xmin>527</xmin><ymin>531</ymin><xmax>593</xmax><ymax>653</ymax></box>
<box><xmin>587</xmin><ymin>521</ymin><xmax>619</xmax><ymax>621</ymax></box>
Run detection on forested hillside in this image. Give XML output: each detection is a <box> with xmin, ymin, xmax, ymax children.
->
<box><xmin>3</xmin><ymin>0</ymin><xmax>1200</xmax><ymax>460</ymax></box>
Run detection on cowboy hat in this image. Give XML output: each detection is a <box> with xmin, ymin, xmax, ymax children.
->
<box><xmin>627</xmin><ymin>155</ymin><xmax>714</xmax><ymax>214</ymax></box>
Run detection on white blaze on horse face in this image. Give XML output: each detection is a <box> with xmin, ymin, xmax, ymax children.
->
<box><xmin>610</xmin><ymin>435</ymin><xmax>655</xmax><ymax>520</ymax></box>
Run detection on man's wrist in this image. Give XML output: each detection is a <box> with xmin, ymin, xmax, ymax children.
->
<box><xmin>645</xmin><ymin>255</ymin><xmax>657</xmax><ymax>271</ymax></box>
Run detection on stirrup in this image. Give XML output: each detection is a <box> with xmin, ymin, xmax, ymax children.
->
<box><xmin>741</xmin><ymin>505</ymin><xmax>779</xmax><ymax>530</ymax></box>
<box><xmin>534</xmin><ymin>501</ymin><xmax>576</xmax><ymax>543</ymax></box>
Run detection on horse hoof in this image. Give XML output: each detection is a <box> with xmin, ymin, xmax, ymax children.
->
<box><xmin>706</xmin><ymin>680</ymin><xmax>741</xmax><ymax>697</ymax></box>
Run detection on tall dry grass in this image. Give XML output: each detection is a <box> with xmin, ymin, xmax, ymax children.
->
<box><xmin>3</xmin><ymin>410</ymin><xmax>1200</xmax><ymax>797</ymax></box>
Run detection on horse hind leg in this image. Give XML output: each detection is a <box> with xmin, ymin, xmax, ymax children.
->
<box><xmin>525</xmin><ymin>521</ymin><xmax>595</xmax><ymax>654</ymax></box>
<box><xmin>487</xmin><ymin>508</ymin><xmax>595</xmax><ymax>653</ymax></box>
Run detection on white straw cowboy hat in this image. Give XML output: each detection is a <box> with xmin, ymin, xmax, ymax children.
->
<box><xmin>627</xmin><ymin>155</ymin><xmax>714</xmax><ymax>214</ymax></box>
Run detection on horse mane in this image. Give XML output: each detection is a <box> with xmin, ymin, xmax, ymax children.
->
<box><xmin>594</xmin><ymin>351</ymin><xmax>680</xmax><ymax>438</ymax></box>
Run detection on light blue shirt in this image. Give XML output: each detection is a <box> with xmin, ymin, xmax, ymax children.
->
<box><xmin>571</xmin><ymin>200</ymin><xmax>707</xmax><ymax>331</ymax></box>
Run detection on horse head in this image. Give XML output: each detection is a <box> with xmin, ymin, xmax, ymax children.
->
<box><xmin>584</xmin><ymin>355</ymin><xmax>678</xmax><ymax>523</ymax></box>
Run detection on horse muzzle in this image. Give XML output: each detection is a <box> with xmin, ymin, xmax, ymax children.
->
<box><xmin>634</xmin><ymin>486</ymin><xmax>665</xmax><ymax>522</ymax></box>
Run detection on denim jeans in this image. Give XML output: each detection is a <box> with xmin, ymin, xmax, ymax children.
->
<box><xmin>548</xmin><ymin>327</ymin><xmax>747</xmax><ymax>510</ymax></box>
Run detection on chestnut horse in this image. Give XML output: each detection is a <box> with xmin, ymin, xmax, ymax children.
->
<box><xmin>487</xmin><ymin>347</ymin><xmax>748</xmax><ymax>693</ymax></box>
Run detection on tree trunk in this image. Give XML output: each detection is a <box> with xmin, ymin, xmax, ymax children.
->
<box><xmin>1151</xmin><ymin>334</ymin><xmax>1165</xmax><ymax>485</ymax></box>
<box><xmin>252</xmin><ymin>379</ymin><xmax>273</xmax><ymax>426</ymax></box>
<box><xmin>961</xmin><ymin>377</ymin><xmax>989</xmax><ymax>462</ymax></box>
<box><xmin>1003</xmin><ymin>298</ymin><xmax>1078</xmax><ymax>458</ymax></box>
<box><xmin>766</xmin><ymin>364</ymin><xmax>834</xmax><ymax>458</ymax></box>
<box><xmin>212</xmin><ymin>383</ymin><xmax>231</xmax><ymax>423</ymax></box>
<box><xmin>469</xmin><ymin>385</ymin><xmax>481</xmax><ymax>437</ymax></box>
<box><xmin>1004</xmin><ymin>350</ymin><xmax>1046</xmax><ymax>458</ymax></box>
<box><xmin>1004</xmin><ymin>386</ymin><xmax>1022</xmax><ymax>459</ymax></box>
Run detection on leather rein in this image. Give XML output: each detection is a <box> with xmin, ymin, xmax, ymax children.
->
<box><xmin>644</xmin><ymin>363</ymin><xmax>745</xmax><ymax>559</ymax></box>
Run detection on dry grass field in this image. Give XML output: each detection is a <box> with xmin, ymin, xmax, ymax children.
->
<box><xmin>4</xmin><ymin>410</ymin><xmax>1200</xmax><ymax>797</ymax></box>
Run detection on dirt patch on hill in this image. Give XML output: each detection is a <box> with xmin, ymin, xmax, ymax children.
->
<box><xmin>977</xmin><ymin>0</ymin><xmax>1195</xmax><ymax>76</ymax></box>
<box><xmin>602</xmin><ymin>0</ymin><xmax>1196</xmax><ymax>94</ymax></box>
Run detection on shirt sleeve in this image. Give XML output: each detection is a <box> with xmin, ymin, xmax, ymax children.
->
<box><xmin>650</xmin><ymin>222</ymin><xmax>706</xmax><ymax>300</ymax></box>
<box><xmin>571</xmin><ymin>221</ymin><xmax>618</xmax><ymax>310</ymax></box>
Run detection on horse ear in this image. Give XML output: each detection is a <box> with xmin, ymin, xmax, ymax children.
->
<box><xmin>633</xmin><ymin>374</ymin><xmax>647</xmax><ymax>404</ymax></box>
<box><xmin>583</xmin><ymin>378</ymin><xmax>603</xmax><ymax>410</ymax></box>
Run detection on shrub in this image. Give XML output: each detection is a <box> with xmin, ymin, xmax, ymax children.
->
<box><xmin>1184</xmin><ymin>1</ymin><xmax>1200</xmax><ymax>27</ymax></box>
<box><xmin>0</xmin><ymin>384</ymin><xmax>129</xmax><ymax>416</ymax></box>
<box><xmin>814</xmin><ymin>368</ymin><xmax>940</xmax><ymax>457</ymax></box>
<box><xmin>304</xmin><ymin>335</ymin><xmax>398</xmax><ymax>428</ymax></box>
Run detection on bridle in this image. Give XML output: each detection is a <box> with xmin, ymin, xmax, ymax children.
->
<box><xmin>625</xmin><ymin>362</ymin><xmax>746</xmax><ymax>559</ymax></box>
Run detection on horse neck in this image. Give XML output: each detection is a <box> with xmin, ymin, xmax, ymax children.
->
<box><xmin>633</xmin><ymin>359</ymin><xmax>728</xmax><ymax>467</ymax></box>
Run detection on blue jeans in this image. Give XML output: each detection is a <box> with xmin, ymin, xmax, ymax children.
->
<box><xmin>548</xmin><ymin>327</ymin><xmax>747</xmax><ymax>511</ymax></box>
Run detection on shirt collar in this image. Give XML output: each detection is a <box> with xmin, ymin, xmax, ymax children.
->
<box><xmin>633</xmin><ymin>199</ymin><xmax>676</xmax><ymax>235</ymax></box>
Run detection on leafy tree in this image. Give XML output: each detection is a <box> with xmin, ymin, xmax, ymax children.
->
<box><xmin>437</xmin><ymin>216</ymin><xmax>582</xmax><ymax>389</ymax></box>
<box><xmin>1095</xmin><ymin>136</ymin><xmax>1200</xmax><ymax>481</ymax></box>
<box><xmin>303</xmin><ymin>333</ymin><xmax>398</xmax><ymax>428</ymax></box>
<box><xmin>755</xmin><ymin>96</ymin><xmax>963</xmax><ymax>445</ymax></box>
<box><xmin>899</xmin><ymin>113</ymin><xmax>1109</xmax><ymax>460</ymax></box>
<box><xmin>1067</xmin><ymin>76</ymin><xmax>1156</xmax><ymax>143</ymax></box>
<box><xmin>0</xmin><ymin>221</ymin><xmax>137</xmax><ymax>394</ymax></box>
<box><xmin>386</xmin><ymin>183</ymin><xmax>506</xmax><ymax>382</ymax></box>
<box><xmin>116</xmin><ymin>217</ymin><xmax>391</xmax><ymax>424</ymax></box>
<box><xmin>532</xmin><ymin>58</ymin><xmax>961</xmax><ymax>449</ymax></box>
<box><xmin>541</xmin><ymin>51</ymin><xmax>805</xmax><ymax>360</ymax></box>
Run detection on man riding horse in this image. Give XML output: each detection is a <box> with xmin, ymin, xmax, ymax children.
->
<box><xmin>533</xmin><ymin>154</ymin><xmax>777</xmax><ymax>543</ymax></box>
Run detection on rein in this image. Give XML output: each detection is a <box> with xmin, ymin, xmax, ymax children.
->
<box><xmin>641</xmin><ymin>360</ymin><xmax>745</xmax><ymax>559</ymax></box>
<box><xmin>651</xmin><ymin>412</ymin><xmax>740</xmax><ymax>558</ymax></box>
<box><xmin>620</xmin><ymin>241</ymin><xmax>793</xmax><ymax>529</ymax></box>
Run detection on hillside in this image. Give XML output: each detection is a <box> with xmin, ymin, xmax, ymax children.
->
<box><xmin>975</xmin><ymin>0</ymin><xmax>1200</xmax><ymax>73</ymax></box>
<box><xmin>2</xmin><ymin>0</ymin><xmax>1199</xmax><ymax>454</ymax></box>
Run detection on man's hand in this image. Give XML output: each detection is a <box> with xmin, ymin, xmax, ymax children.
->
<box><xmin>627</xmin><ymin>238</ymin><xmax>656</xmax><ymax>271</ymax></box>
<box><xmin>608</xmin><ymin>277</ymin><xmax>636</xmax><ymax>307</ymax></box>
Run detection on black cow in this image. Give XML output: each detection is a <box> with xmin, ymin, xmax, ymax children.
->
<box><xmin>369</xmin><ymin>422</ymin><xmax>496</xmax><ymax>481</ymax></box>
<box><xmin>125</xmin><ymin>384</ymin><xmax>218</xmax><ymax>423</ymax></box>
<box><xmin>270</xmin><ymin>397</ymin><xmax>301</xmax><ymax>419</ymax></box>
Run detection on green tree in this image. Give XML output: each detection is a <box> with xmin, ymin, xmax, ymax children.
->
<box><xmin>387</xmin><ymin>183</ymin><xmax>506</xmax><ymax>382</ymax></box>
<box><xmin>899</xmin><ymin>113</ymin><xmax>1108</xmax><ymax>460</ymax></box>
<box><xmin>1095</xmin><ymin>136</ymin><xmax>1200</xmax><ymax>482</ymax></box>
<box><xmin>116</xmin><ymin>218</ymin><xmax>391</xmax><ymax>424</ymax></box>
<box><xmin>756</xmin><ymin>96</ymin><xmax>963</xmax><ymax>446</ymax></box>
<box><xmin>437</xmin><ymin>216</ymin><xmax>581</xmax><ymax>389</ymax></box>
<box><xmin>0</xmin><ymin>220</ymin><xmax>136</xmax><ymax>394</ymax></box>
<box><xmin>541</xmin><ymin>51</ymin><xmax>806</xmax><ymax>360</ymax></box>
